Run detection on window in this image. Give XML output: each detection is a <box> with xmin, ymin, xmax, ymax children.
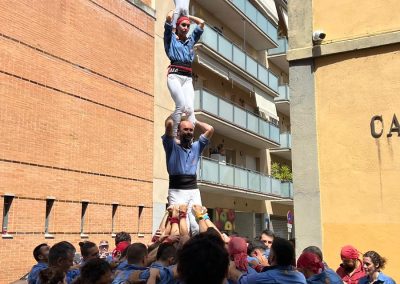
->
<box><xmin>45</xmin><ymin>197</ymin><xmax>55</xmax><ymax>238</ymax></box>
<box><xmin>137</xmin><ymin>204</ymin><xmax>144</xmax><ymax>238</ymax></box>
<box><xmin>111</xmin><ymin>203</ymin><xmax>118</xmax><ymax>237</ymax></box>
<box><xmin>81</xmin><ymin>201</ymin><xmax>89</xmax><ymax>238</ymax></box>
<box><xmin>2</xmin><ymin>194</ymin><xmax>14</xmax><ymax>238</ymax></box>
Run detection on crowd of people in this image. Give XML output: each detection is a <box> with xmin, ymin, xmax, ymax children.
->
<box><xmin>22</xmin><ymin>203</ymin><xmax>396</xmax><ymax>284</ymax></box>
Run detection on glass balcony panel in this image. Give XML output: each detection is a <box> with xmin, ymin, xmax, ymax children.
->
<box><xmin>194</xmin><ymin>90</ymin><xmax>201</xmax><ymax>109</ymax></box>
<box><xmin>218</xmin><ymin>36</ymin><xmax>233</xmax><ymax>61</ymax></box>
<box><xmin>260</xmin><ymin>176</ymin><xmax>268</xmax><ymax>194</ymax></box>
<box><xmin>256</xmin><ymin>14</ymin><xmax>269</xmax><ymax>35</ymax></box>
<box><xmin>245</xmin><ymin>2</ymin><xmax>257</xmax><ymax>22</ymax></box>
<box><xmin>246</xmin><ymin>56</ymin><xmax>258</xmax><ymax>78</ymax></box>
<box><xmin>233</xmin><ymin>45</ymin><xmax>246</xmax><ymax>70</ymax></box>
<box><xmin>259</xmin><ymin>120</ymin><xmax>270</xmax><ymax>138</ymax></box>
<box><xmin>271</xmin><ymin>178</ymin><xmax>281</xmax><ymax>195</ymax></box>
<box><xmin>249</xmin><ymin>172</ymin><xmax>261</xmax><ymax>191</ymax></box>
<box><xmin>280</xmin><ymin>133</ymin><xmax>291</xmax><ymax>148</ymax></box>
<box><xmin>234</xmin><ymin>168</ymin><xmax>248</xmax><ymax>188</ymax></box>
<box><xmin>233</xmin><ymin>106</ymin><xmax>247</xmax><ymax>128</ymax></box>
<box><xmin>269</xmin><ymin>38</ymin><xmax>288</xmax><ymax>55</ymax></box>
<box><xmin>258</xmin><ymin>65</ymin><xmax>269</xmax><ymax>86</ymax></box>
<box><xmin>267</xmin><ymin>21</ymin><xmax>278</xmax><ymax>43</ymax></box>
<box><xmin>202</xmin><ymin>26</ymin><xmax>218</xmax><ymax>51</ymax></box>
<box><xmin>202</xmin><ymin>90</ymin><xmax>218</xmax><ymax>115</ymax></box>
<box><xmin>220</xmin><ymin>164</ymin><xmax>235</xmax><ymax>186</ymax></box>
<box><xmin>231</xmin><ymin>0</ymin><xmax>245</xmax><ymax>11</ymax></box>
<box><xmin>201</xmin><ymin>159</ymin><xmax>219</xmax><ymax>183</ymax></box>
<box><xmin>270</xmin><ymin>124</ymin><xmax>280</xmax><ymax>143</ymax></box>
<box><xmin>247</xmin><ymin>113</ymin><xmax>259</xmax><ymax>133</ymax></box>
<box><xmin>280</xmin><ymin>182</ymin><xmax>292</xmax><ymax>198</ymax></box>
<box><xmin>219</xmin><ymin>99</ymin><xmax>234</xmax><ymax>122</ymax></box>
<box><xmin>277</xmin><ymin>85</ymin><xmax>289</xmax><ymax>100</ymax></box>
<box><xmin>269</xmin><ymin>72</ymin><xmax>279</xmax><ymax>92</ymax></box>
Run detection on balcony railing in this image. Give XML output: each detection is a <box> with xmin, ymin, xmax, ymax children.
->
<box><xmin>197</xmin><ymin>157</ymin><xmax>292</xmax><ymax>198</ymax></box>
<box><xmin>279</xmin><ymin>132</ymin><xmax>291</xmax><ymax>148</ymax></box>
<box><xmin>268</xmin><ymin>37</ymin><xmax>288</xmax><ymax>56</ymax></box>
<box><xmin>229</xmin><ymin>0</ymin><xmax>278</xmax><ymax>44</ymax></box>
<box><xmin>194</xmin><ymin>89</ymin><xmax>280</xmax><ymax>143</ymax></box>
<box><xmin>197</xmin><ymin>25</ymin><xmax>279</xmax><ymax>93</ymax></box>
<box><xmin>280</xmin><ymin>182</ymin><xmax>293</xmax><ymax>198</ymax></box>
<box><xmin>275</xmin><ymin>85</ymin><xmax>290</xmax><ymax>101</ymax></box>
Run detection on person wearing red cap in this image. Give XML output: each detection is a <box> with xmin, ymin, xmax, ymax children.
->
<box><xmin>228</xmin><ymin>237</ymin><xmax>256</xmax><ymax>275</ymax></box>
<box><xmin>297</xmin><ymin>252</ymin><xmax>342</xmax><ymax>284</ymax></box>
<box><xmin>336</xmin><ymin>245</ymin><xmax>366</xmax><ymax>284</ymax></box>
<box><xmin>172</xmin><ymin>0</ymin><xmax>190</xmax><ymax>29</ymax></box>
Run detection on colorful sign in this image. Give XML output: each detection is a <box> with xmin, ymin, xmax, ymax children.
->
<box><xmin>214</xmin><ymin>208</ymin><xmax>235</xmax><ymax>232</ymax></box>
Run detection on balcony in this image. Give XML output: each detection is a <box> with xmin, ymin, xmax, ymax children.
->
<box><xmin>275</xmin><ymin>85</ymin><xmax>290</xmax><ymax>116</ymax></box>
<box><xmin>194</xmin><ymin>25</ymin><xmax>279</xmax><ymax>96</ymax></box>
<box><xmin>197</xmin><ymin>157</ymin><xmax>293</xmax><ymax>200</ymax></box>
<box><xmin>270</xmin><ymin>132</ymin><xmax>291</xmax><ymax>160</ymax></box>
<box><xmin>196</xmin><ymin>0</ymin><xmax>278</xmax><ymax>50</ymax></box>
<box><xmin>194</xmin><ymin>88</ymin><xmax>280</xmax><ymax>149</ymax></box>
<box><xmin>267</xmin><ymin>37</ymin><xmax>289</xmax><ymax>72</ymax></box>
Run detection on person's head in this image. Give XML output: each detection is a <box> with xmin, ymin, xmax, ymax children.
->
<box><xmin>362</xmin><ymin>251</ymin><xmax>386</xmax><ymax>277</ymax></box>
<box><xmin>39</xmin><ymin>267</ymin><xmax>67</xmax><ymax>284</ymax></box>
<box><xmin>297</xmin><ymin>252</ymin><xmax>324</xmax><ymax>279</ymax></box>
<box><xmin>48</xmin><ymin>241</ymin><xmax>76</xmax><ymax>273</ymax></box>
<box><xmin>260</xmin><ymin>229</ymin><xmax>275</xmax><ymax>249</ymax></box>
<box><xmin>302</xmin><ymin>246</ymin><xmax>323</xmax><ymax>261</ymax></box>
<box><xmin>177</xmin><ymin>232</ymin><xmax>229</xmax><ymax>284</ymax></box>
<box><xmin>115</xmin><ymin>232</ymin><xmax>131</xmax><ymax>246</ymax></box>
<box><xmin>247</xmin><ymin>240</ymin><xmax>268</xmax><ymax>264</ymax></box>
<box><xmin>33</xmin><ymin>243</ymin><xmax>50</xmax><ymax>263</ymax></box>
<box><xmin>156</xmin><ymin>242</ymin><xmax>177</xmax><ymax>266</ymax></box>
<box><xmin>126</xmin><ymin>243</ymin><xmax>148</xmax><ymax>266</ymax></box>
<box><xmin>177</xmin><ymin>120</ymin><xmax>194</xmax><ymax>146</ymax></box>
<box><xmin>176</xmin><ymin>16</ymin><xmax>191</xmax><ymax>39</ymax></box>
<box><xmin>79</xmin><ymin>258</ymin><xmax>113</xmax><ymax>284</ymax></box>
<box><xmin>112</xmin><ymin>240</ymin><xmax>130</xmax><ymax>261</ymax></box>
<box><xmin>340</xmin><ymin>245</ymin><xmax>360</xmax><ymax>273</ymax></box>
<box><xmin>268</xmin><ymin>237</ymin><xmax>295</xmax><ymax>266</ymax></box>
<box><xmin>228</xmin><ymin>237</ymin><xmax>248</xmax><ymax>272</ymax></box>
<box><xmin>79</xmin><ymin>241</ymin><xmax>99</xmax><ymax>261</ymax></box>
<box><xmin>99</xmin><ymin>240</ymin><xmax>109</xmax><ymax>254</ymax></box>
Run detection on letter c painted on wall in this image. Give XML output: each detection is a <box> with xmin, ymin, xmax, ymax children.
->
<box><xmin>370</xmin><ymin>115</ymin><xmax>383</xmax><ymax>138</ymax></box>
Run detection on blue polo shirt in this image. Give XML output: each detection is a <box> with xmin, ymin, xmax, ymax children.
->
<box><xmin>28</xmin><ymin>262</ymin><xmax>48</xmax><ymax>284</ymax></box>
<box><xmin>162</xmin><ymin>134</ymin><xmax>209</xmax><ymax>176</ymax></box>
<box><xmin>359</xmin><ymin>272</ymin><xmax>396</xmax><ymax>284</ymax></box>
<box><xmin>112</xmin><ymin>262</ymin><xmax>149</xmax><ymax>284</ymax></box>
<box><xmin>237</xmin><ymin>265</ymin><xmax>307</xmax><ymax>284</ymax></box>
<box><xmin>164</xmin><ymin>22</ymin><xmax>203</xmax><ymax>64</ymax></box>
<box><xmin>149</xmin><ymin>262</ymin><xmax>177</xmax><ymax>284</ymax></box>
<box><xmin>306</xmin><ymin>269</ymin><xmax>343</xmax><ymax>284</ymax></box>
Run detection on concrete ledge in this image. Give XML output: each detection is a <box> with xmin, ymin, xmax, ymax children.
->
<box><xmin>125</xmin><ymin>0</ymin><xmax>156</xmax><ymax>19</ymax></box>
<box><xmin>288</xmin><ymin>30</ymin><xmax>400</xmax><ymax>61</ymax></box>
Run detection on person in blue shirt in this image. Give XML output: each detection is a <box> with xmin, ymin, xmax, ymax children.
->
<box><xmin>28</xmin><ymin>243</ymin><xmax>50</xmax><ymax>284</ymax></box>
<box><xmin>164</xmin><ymin>9</ymin><xmax>205</xmax><ymax>137</ymax></box>
<box><xmin>112</xmin><ymin>243</ymin><xmax>150</xmax><ymax>284</ymax></box>
<box><xmin>163</xmin><ymin>114</ymin><xmax>214</xmax><ymax>235</ymax></box>
<box><xmin>359</xmin><ymin>251</ymin><xmax>396</xmax><ymax>284</ymax></box>
<box><xmin>229</xmin><ymin>237</ymin><xmax>307</xmax><ymax>284</ymax></box>
<box><xmin>297</xmin><ymin>252</ymin><xmax>342</xmax><ymax>284</ymax></box>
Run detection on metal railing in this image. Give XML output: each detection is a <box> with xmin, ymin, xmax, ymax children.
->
<box><xmin>268</xmin><ymin>37</ymin><xmax>288</xmax><ymax>56</ymax></box>
<box><xmin>275</xmin><ymin>85</ymin><xmax>290</xmax><ymax>101</ymax></box>
<box><xmin>196</xmin><ymin>24</ymin><xmax>279</xmax><ymax>92</ymax></box>
<box><xmin>228</xmin><ymin>0</ymin><xmax>278</xmax><ymax>44</ymax></box>
<box><xmin>194</xmin><ymin>89</ymin><xmax>280</xmax><ymax>143</ymax></box>
<box><xmin>197</xmin><ymin>156</ymin><xmax>293</xmax><ymax>198</ymax></box>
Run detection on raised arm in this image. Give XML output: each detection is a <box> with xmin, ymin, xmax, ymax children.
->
<box><xmin>165</xmin><ymin>115</ymin><xmax>174</xmax><ymax>137</ymax></box>
<box><xmin>166</xmin><ymin>10</ymin><xmax>173</xmax><ymax>23</ymax></box>
<box><xmin>188</xmin><ymin>15</ymin><xmax>205</xmax><ymax>29</ymax></box>
<box><xmin>195</xmin><ymin>120</ymin><xmax>214</xmax><ymax>139</ymax></box>
<box><xmin>164</xmin><ymin>10</ymin><xmax>174</xmax><ymax>55</ymax></box>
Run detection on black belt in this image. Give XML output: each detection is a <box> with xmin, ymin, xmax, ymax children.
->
<box><xmin>169</xmin><ymin>175</ymin><xmax>197</xmax><ymax>189</ymax></box>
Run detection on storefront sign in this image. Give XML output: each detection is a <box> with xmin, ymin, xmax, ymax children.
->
<box><xmin>370</xmin><ymin>114</ymin><xmax>400</xmax><ymax>138</ymax></box>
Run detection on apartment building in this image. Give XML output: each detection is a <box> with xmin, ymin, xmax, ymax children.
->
<box><xmin>289</xmin><ymin>0</ymin><xmax>400</xmax><ymax>279</ymax></box>
<box><xmin>0</xmin><ymin>1</ymin><xmax>155</xmax><ymax>282</ymax></box>
<box><xmin>153</xmin><ymin>0</ymin><xmax>293</xmax><ymax>240</ymax></box>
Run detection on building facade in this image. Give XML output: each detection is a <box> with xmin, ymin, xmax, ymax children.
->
<box><xmin>0</xmin><ymin>0</ymin><xmax>155</xmax><ymax>282</ymax></box>
<box><xmin>289</xmin><ymin>0</ymin><xmax>400</xmax><ymax>279</ymax></box>
<box><xmin>153</xmin><ymin>0</ymin><xmax>294</xmax><ymax>240</ymax></box>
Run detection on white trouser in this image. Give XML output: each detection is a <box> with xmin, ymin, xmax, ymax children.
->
<box><xmin>168</xmin><ymin>188</ymin><xmax>202</xmax><ymax>235</ymax></box>
<box><xmin>172</xmin><ymin>0</ymin><xmax>190</xmax><ymax>28</ymax></box>
<box><xmin>167</xmin><ymin>74</ymin><xmax>196</xmax><ymax>137</ymax></box>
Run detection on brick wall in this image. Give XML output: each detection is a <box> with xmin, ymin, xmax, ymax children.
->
<box><xmin>0</xmin><ymin>0</ymin><xmax>154</xmax><ymax>282</ymax></box>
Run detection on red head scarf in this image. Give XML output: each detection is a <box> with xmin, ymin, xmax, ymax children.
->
<box><xmin>340</xmin><ymin>245</ymin><xmax>360</xmax><ymax>259</ymax></box>
<box><xmin>112</xmin><ymin>241</ymin><xmax>130</xmax><ymax>259</ymax></box>
<box><xmin>297</xmin><ymin>252</ymin><xmax>324</xmax><ymax>274</ymax></box>
<box><xmin>176</xmin><ymin>16</ymin><xmax>190</xmax><ymax>27</ymax></box>
<box><xmin>228</xmin><ymin>237</ymin><xmax>248</xmax><ymax>272</ymax></box>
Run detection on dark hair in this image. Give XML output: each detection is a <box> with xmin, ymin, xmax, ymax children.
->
<box><xmin>303</xmin><ymin>246</ymin><xmax>324</xmax><ymax>261</ymax></box>
<box><xmin>48</xmin><ymin>241</ymin><xmax>76</xmax><ymax>267</ymax></box>
<box><xmin>271</xmin><ymin>237</ymin><xmax>295</xmax><ymax>266</ymax></box>
<box><xmin>363</xmin><ymin>251</ymin><xmax>387</xmax><ymax>270</ymax></box>
<box><xmin>79</xmin><ymin>241</ymin><xmax>96</xmax><ymax>257</ymax></box>
<box><xmin>126</xmin><ymin>243</ymin><xmax>148</xmax><ymax>264</ymax></box>
<box><xmin>78</xmin><ymin>258</ymin><xmax>111</xmax><ymax>284</ymax></box>
<box><xmin>156</xmin><ymin>242</ymin><xmax>177</xmax><ymax>262</ymax></box>
<box><xmin>115</xmin><ymin>231</ymin><xmax>131</xmax><ymax>246</ymax></box>
<box><xmin>177</xmin><ymin>232</ymin><xmax>229</xmax><ymax>284</ymax></box>
<box><xmin>260</xmin><ymin>229</ymin><xmax>275</xmax><ymax>238</ymax></box>
<box><xmin>33</xmin><ymin>243</ymin><xmax>48</xmax><ymax>262</ymax></box>
<box><xmin>39</xmin><ymin>267</ymin><xmax>65</xmax><ymax>284</ymax></box>
<box><xmin>247</xmin><ymin>240</ymin><xmax>267</xmax><ymax>255</ymax></box>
